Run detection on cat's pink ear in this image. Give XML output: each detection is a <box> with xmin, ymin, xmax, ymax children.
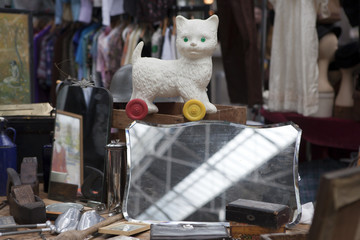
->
<box><xmin>206</xmin><ymin>14</ymin><xmax>219</xmax><ymax>29</ymax></box>
<box><xmin>176</xmin><ymin>15</ymin><xmax>187</xmax><ymax>30</ymax></box>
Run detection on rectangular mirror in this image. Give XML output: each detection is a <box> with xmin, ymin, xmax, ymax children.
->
<box><xmin>49</xmin><ymin>83</ymin><xmax>113</xmax><ymax>202</ymax></box>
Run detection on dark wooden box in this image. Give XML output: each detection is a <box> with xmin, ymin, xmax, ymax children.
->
<box><xmin>226</xmin><ymin>199</ymin><xmax>290</xmax><ymax>229</ymax></box>
<box><xmin>8</xmin><ymin>192</ymin><xmax>46</xmax><ymax>224</ymax></box>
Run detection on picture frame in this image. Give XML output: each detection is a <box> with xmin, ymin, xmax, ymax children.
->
<box><xmin>50</xmin><ymin>110</ymin><xmax>83</xmax><ymax>188</ymax></box>
<box><xmin>99</xmin><ymin>222</ymin><xmax>150</xmax><ymax>236</ymax></box>
<box><xmin>0</xmin><ymin>8</ymin><xmax>34</xmax><ymax>104</ymax></box>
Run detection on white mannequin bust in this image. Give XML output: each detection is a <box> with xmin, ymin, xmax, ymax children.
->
<box><xmin>335</xmin><ymin>64</ymin><xmax>360</xmax><ymax>107</ymax></box>
<box><xmin>318</xmin><ymin>33</ymin><xmax>338</xmax><ymax>93</ymax></box>
<box><xmin>311</xmin><ymin>33</ymin><xmax>338</xmax><ymax>117</ymax></box>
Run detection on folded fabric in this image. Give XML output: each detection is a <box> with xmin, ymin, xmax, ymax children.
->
<box><xmin>299</xmin><ymin>202</ymin><xmax>314</xmax><ymax>225</ymax></box>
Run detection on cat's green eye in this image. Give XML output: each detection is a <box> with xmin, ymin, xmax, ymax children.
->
<box><xmin>184</xmin><ymin>37</ymin><xmax>188</xmax><ymax>42</ymax></box>
<box><xmin>201</xmin><ymin>37</ymin><xmax>206</xmax><ymax>42</ymax></box>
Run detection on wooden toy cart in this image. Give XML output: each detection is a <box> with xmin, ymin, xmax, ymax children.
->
<box><xmin>112</xmin><ymin>102</ymin><xmax>247</xmax><ymax>142</ymax></box>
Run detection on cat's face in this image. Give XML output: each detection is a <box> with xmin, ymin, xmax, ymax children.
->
<box><xmin>176</xmin><ymin>15</ymin><xmax>219</xmax><ymax>60</ymax></box>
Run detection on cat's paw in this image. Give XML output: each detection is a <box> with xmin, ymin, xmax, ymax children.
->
<box><xmin>147</xmin><ymin>103</ymin><xmax>159</xmax><ymax>114</ymax></box>
<box><xmin>205</xmin><ymin>103</ymin><xmax>217</xmax><ymax>113</ymax></box>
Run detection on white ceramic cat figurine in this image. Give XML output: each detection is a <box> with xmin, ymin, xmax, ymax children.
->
<box><xmin>130</xmin><ymin>14</ymin><xmax>219</xmax><ymax>114</ymax></box>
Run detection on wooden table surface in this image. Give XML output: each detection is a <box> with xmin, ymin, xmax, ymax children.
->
<box><xmin>0</xmin><ymin>184</ymin><xmax>149</xmax><ymax>240</ymax></box>
<box><xmin>0</xmin><ymin>185</ymin><xmax>309</xmax><ymax>240</ymax></box>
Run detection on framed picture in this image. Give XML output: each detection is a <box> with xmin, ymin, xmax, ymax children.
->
<box><xmin>99</xmin><ymin>222</ymin><xmax>150</xmax><ymax>236</ymax></box>
<box><xmin>50</xmin><ymin>110</ymin><xmax>83</xmax><ymax>188</ymax></box>
<box><xmin>0</xmin><ymin>8</ymin><xmax>34</xmax><ymax>104</ymax></box>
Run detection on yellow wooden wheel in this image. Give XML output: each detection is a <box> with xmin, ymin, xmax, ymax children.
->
<box><xmin>183</xmin><ymin>99</ymin><xmax>206</xmax><ymax>121</ymax></box>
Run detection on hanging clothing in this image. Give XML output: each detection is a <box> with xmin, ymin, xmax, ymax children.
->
<box><xmin>55</xmin><ymin>0</ymin><xmax>79</xmax><ymax>24</ymax></box>
<box><xmin>161</xmin><ymin>27</ymin><xmax>173</xmax><ymax>60</ymax></box>
<box><xmin>37</xmin><ymin>32</ymin><xmax>54</xmax><ymax>86</ymax></box>
<box><xmin>33</xmin><ymin>24</ymin><xmax>52</xmax><ymax>102</ymax></box>
<box><xmin>124</xmin><ymin>26</ymin><xmax>142</xmax><ymax>65</ymax></box>
<box><xmin>61</xmin><ymin>24</ymin><xmax>78</xmax><ymax>79</ymax></box>
<box><xmin>217</xmin><ymin>0</ymin><xmax>263</xmax><ymax>106</ymax></box>
<box><xmin>268</xmin><ymin>0</ymin><xmax>328</xmax><ymax>116</ymax></box>
<box><xmin>70</xmin><ymin>25</ymin><xmax>87</xmax><ymax>78</ymax></box>
<box><xmin>170</xmin><ymin>30</ymin><xmax>178</xmax><ymax>59</ymax></box>
<box><xmin>71</xmin><ymin>0</ymin><xmax>81</xmax><ymax>22</ymax></box>
<box><xmin>50</xmin><ymin>25</ymin><xmax>72</xmax><ymax>105</ymax></box>
<box><xmin>75</xmin><ymin>23</ymin><xmax>101</xmax><ymax>79</ymax></box>
<box><xmin>120</xmin><ymin>24</ymin><xmax>134</xmax><ymax>66</ymax></box>
<box><xmin>97</xmin><ymin>27</ymin><xmax>113</xmax><ymax>88</ymax></box>
<box><xmin>107</xmin><ymin>23</ymin><xmax>126</xmax><ymax>78</ymax></box>
<box><xmin>138</xmin><ymin>30</ymin><xmax>153</xmax><ymax>58</ymax></box>
<box><xmin>91</xmin><ymin>29</ymin><xmax>103</xmax><ymax>87</ymax></box>
<box><xmin>78</xmin><ymin>0</ymin><xmax>93</xmax><ymax>24</ymax></box>
<box><xmin>151</xmin><ymin>27</ymin><xmax>162</xmax><ymax>58</ymax></box>
<box><xmin>36</xmin><ymin>4</ymin><xmax>180</xmax><ymax>98</ymax></box>
<box><xmin>102</xmin><ymin>0</ymin><xmax>125</xmax><ymax>26</ymax></box>
<box><xmin>45</xmin><ymin>35</ymin><xmax>56</xmax><ymax>91</ymax></box>
<box><xmin>12</xmin><ymin>0</ymin><xmax>54</xmax><ymax>11</ymax></box>
<box><xmin>136</xmin><ymin>0</ymin><xmax>176</xmax><ymax>23</ymax></box>
<box><xmin>123</xmin><ymin>0</ymin><xmax>137</xmax><ymax>18</ymax></box>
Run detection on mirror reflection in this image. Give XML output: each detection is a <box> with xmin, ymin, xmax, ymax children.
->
<box><xmin>49</xmin><ymin>84</ymin><xmax>113</xmax><ymax>202</ymax></box>
<box><xmin>124</xmin><ymin>121</ymin><xmax>302</xmax><ymax>226</ymax></box>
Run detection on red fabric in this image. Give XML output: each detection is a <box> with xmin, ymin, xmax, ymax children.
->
<box><xmin>261</xmin><ymin>108</ymin><xmax>360</xmax><ymax>151</ymax></box>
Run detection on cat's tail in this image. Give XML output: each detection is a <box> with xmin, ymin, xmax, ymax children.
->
<box><xmin>131</xmin><ymin>41</ymin><xmax>144</xmax><ymax>64</ymax></box>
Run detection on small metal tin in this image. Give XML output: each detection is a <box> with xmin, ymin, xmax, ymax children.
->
<box><xmin>46</xmin><ymin>202</ymin><xmax>84</xmax><ymax>220</ymax></box>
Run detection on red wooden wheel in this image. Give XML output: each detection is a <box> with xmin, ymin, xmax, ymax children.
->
<box><xmin>126</xmin><ymin>99</ymin><xmax>148</xmax><ymax>120</ymax></box>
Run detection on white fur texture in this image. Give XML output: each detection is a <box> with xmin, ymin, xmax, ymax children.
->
<box><xmin>131</xmin><ymin>15</ymin><xmax>219</xmax><ymax>114</ymax></box>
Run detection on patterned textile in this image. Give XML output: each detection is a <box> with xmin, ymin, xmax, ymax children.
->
<box><xmin>97</xmin><ymin>27</ymin><xmax>113</xmax><ymax>88</ymax></box>
<box><xmin>107</xmin><ymin>24</ymin><xmax>125</xmax><ymax>78</ymax></box>
<box><xmin>298</xmin><ymin>158</ymin><xmax>348</xmax><ymax>204</ymax></box>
